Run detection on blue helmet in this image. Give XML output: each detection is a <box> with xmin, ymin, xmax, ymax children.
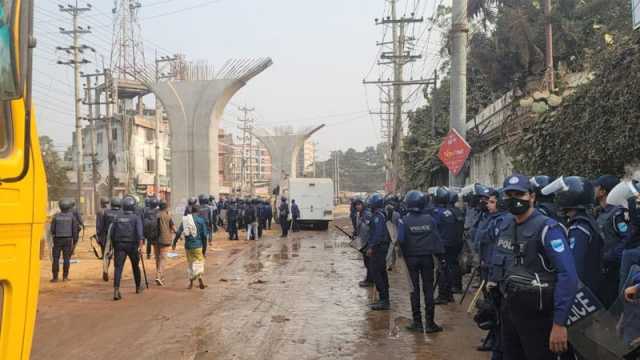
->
<box><xmin>198</xmin><ymin>194</ymin><xmax>210</xmax><ymax>205</ymax></box>
<box><xmin>404</xmin><ymin>190</ymin><xmax>426</xmax><ymax>212</ymax></box>
<box><xmin>434</xmin><ymin>187</ymin><xmax>450</xmax><ymax>205</ymax></box>
<box><xmin>122</xmin><ymin>196</ymin><xmax>137</xmax><ymax>212</ymax></box>
<box><xmin>368</xmin><ymin>193</ymin><xmax>384</xmax><ymax>209</ymax></box>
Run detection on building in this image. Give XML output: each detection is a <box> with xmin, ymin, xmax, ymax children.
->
<box><xmin>296</xmin><ymin>139</ymin><xmax>316</xmax><ymax>177</ymax></box>
<box><xmin>226</xmin><ymin>136</ymin><xmax>272</xmax><ymax>196</ymax></box>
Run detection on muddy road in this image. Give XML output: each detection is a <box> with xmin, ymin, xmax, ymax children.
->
<box><xmin>33</xmin><ymin>219</ymin><xmax>489</xmax><ymax>360</ymax></box>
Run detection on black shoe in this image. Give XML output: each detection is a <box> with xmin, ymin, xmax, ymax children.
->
<box><xmin>452</xmin><ymin>287</ymin><xmax>463</xmax><ymax>294</ymax></box>
<box><xmin>434</xmin><ymin>297</ymin><xmax>453</xmax><ymax>305</ymax></box>
<box><xmin>113</xmin><ymin>288</ymin><xmax>122</xmax><ymax>301</ymax></box>
<box><xmin>102</xmin><ymin>272</ymin><xmax>109</xmax><ymax>282</ymax></box>
<box><xmin>358</xmin><ymin>280</ymin><xmax>374</xmax><ymax>288</ymax></box>
<box><xmin>136</xmin><ymin>286</ymin><xmax>144</xmax><ymax>294</ymax></box>
<box><xmin>406</xmin><ymin>322</ymin><xmax>424</xmax><ymax>333</ymax></box>
<box><xmin>50</xmin><ymin>277</ymin><xmax>58</xmax><ymax>283</ymax></box>
<box><xmin>476</xmin><ymin>344</ymin><xmax>493</xmax><ymax>352</ymax></box>
<box><xmin>424</xmin><ymin>322</ymin><xmax>443</xmax><ymax>333</ymax></box>
<box><xmin>370</xmin><ymin>301</ymin><xmax>390</xmax><ymax>311</ymax></box>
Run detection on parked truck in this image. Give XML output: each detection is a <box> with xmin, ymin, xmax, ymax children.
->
<box><xmin>279</xmin><ymin>178</ymin><xmax>334</xmax><ymax>230</ymax></box>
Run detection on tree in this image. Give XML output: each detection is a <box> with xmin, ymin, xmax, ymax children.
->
<box><xmin>315</xmin><ymin>146</ymin><xmax>386</xmax><ymax>193</ymax></box>
<box><xmin>39</xmin><ymin>136</ymin><xmax>70</xmax><ymax>201</ymax></box>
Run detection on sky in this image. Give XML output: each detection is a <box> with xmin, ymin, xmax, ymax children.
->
<box><xmin>33</xmin><ymin>0</ymin><xmax>445</xmax><ymax>161</ymax></box>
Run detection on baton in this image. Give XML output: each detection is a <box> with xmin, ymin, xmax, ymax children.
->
<box><xmin>89</xmin><ymin>234</ymin><xmax>102</xmax><ymax>259</ymax></box>
<box><xmin>467</xmin><ymin>280</ymin><xmax>486</xmax><ymax>313</ymax></box>
<box><xmin>460</xmin><ymin>266</ymin><xmax>478</xmax><ymax>305</ymax></box>
<box><xmin>139</xmin><ymin>249</ymin><xmax>149</xmax><ymax>289</ymax></box>
<box><xmin>333</xmin><ymin>224</ymin><xmax>354</xmax><ymax>240</ymax></box>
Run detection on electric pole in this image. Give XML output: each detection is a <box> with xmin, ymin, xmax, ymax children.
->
<box><xmin>82</xmin><ymin>73</ymin><xmax>99</xmax><ymax>214</ymax></box>
<box><xmin>105</xmin><ymin>69</ymin><xmax>116</xmax><ymax>198</ymax></box>
<box><xmin>155</xmin><ymin>53</ymin><xmax>179</xmax><ymax>198</ymax></box>
<box><xmin>450</xmin><ymin>0</ymin><xmax>469</xmax><ymax>188</ymax></box>
<box><xmin>237</xmin><ymin>106</ymin><xmax>255</xmax><ymax>196</ymax></box>
<box><xmin>364</xmin><ymin>0</ymin><xmax>426</xmax><ymax>193</ymax></box>
<box><xmin>543</xmin><ymin>0</ymin><xmax>554</xmax><ymax>90</ymax></box>
<box><xmin>58</xmin><ymin>1</ymin><xmax>93</xmax><ymax>214</ymax></box>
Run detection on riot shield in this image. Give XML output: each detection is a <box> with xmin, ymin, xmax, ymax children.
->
<box><xmin>541</xmin><ymin>176</ymin><xmax>568</xmax><ymax>196</ymax></box>
<box><xmin>569</xmin><ymin>268</ymin><xmax>640</xmax><ymax>360</ymax></box>
<box><xmin>607</xmin><ymin>181</ymin><xmax>639</xmax><ymax>208</ymax></box>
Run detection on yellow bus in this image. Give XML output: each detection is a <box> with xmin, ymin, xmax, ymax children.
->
<box><xmin>0</xmin><ymin>0</ymin><xmax>46</xmax><ymax>359</ymax></box>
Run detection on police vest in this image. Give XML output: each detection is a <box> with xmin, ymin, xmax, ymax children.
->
<box><xmin>569</xmin><ymin>214</ymin><xmax>604</xmax><ymax>294</ymax></box>
<box><xmin>53</xmin><ymin>212</ymin><xmax>74</xmax><ymax>238</ymax></box>
<box><xmin>436</xmin><ymin>206</ymin><xmax>462</xmax><ymax>247</ymax></box>
<box><xmin>492</xmin><ymin>211</ymin><xmax>556</xmax><ymax>287</ymax></box>
<box><xmin>113</xmin><ymin>213</ymin><xmax>137</xmax><ymax>243</ymax></box>
<box><xmin>400</xmin><ymin>213</ymin><xmax>444</xmax><ymax>256</ymax></box>
<box><xmin>198</xmin><ymin>205</ymin><xmax>212</xmax><ymax>226</ymax></box>
<box><xmin>102</xmin><ymin>208</ymin><xmax>121</xmax><ymax>237</ymax></box>
<box><xmin>597</xmin><ymin>206</ymin><xmax>625</xmax><ymax>264</ymax></box>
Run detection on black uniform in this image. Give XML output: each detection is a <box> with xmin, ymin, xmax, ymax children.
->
<box><xmin>279</xmin><ymin>201</ymin><xmax>290</xmax><ymax>237</ymax></box>
<box><xmin>227</xmin><ymin>205</ymin><xmax>239</xmax><ymax>240</ymax></box>
<box><xmin>50</xmin><ymin>211</ymin><xmax>80</xmax><ymax>280</ymax></box>
<box><xmin>111</xmin><ymin>211</ymin><xmax>144</xmax><ymax>291</ymax></box>
<box><xmin>398</xmin><ymin>210</ymin><xmax>445</xmax><ymax>330</ymax></box>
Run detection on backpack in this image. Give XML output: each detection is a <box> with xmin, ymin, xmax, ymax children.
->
<box><xmin>143</xmin><ymin>208</ymin><xmax>159</xmax><ymax>240</ymax></box>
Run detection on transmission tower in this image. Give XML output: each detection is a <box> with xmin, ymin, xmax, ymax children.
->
<box><xmin>110</xmin><ymin>0</ymin><xmax>146</xmax><ymax>79</ymax></box>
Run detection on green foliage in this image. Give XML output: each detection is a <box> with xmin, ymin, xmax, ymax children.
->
<box><xmin>39</xmin><ymin>136</ymin><xmax>70</xmax><ymax>201</ymax></box>
<box><xmin>315</xmin><ymin>145</ymin><xmax>386</xmax><ymax>192</ymax></box>
<box><xmin>511</xmin><ymin>34</ymin><xmax>640</xmax><ymax>178</ymax></box>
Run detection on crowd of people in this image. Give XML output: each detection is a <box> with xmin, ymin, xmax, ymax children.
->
<box><xmin>349</xmin><ymin>174</ymin><xmax>640</xmax><ymax>360</ymax></box>
<box><xmin>49</xmin><ymin>194</ymin><xmax>303</xmax><ymax>300</ymax></box>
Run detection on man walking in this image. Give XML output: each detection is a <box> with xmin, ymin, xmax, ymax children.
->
<box><xmin>155</xmin><ymin>200</ymin><xmax>175</xmax><ymax>286</ymax></box>
<box><xmin>50</xmin><ymin>199</ymin><xmax>81</xmax><ymax>282</ymax></box>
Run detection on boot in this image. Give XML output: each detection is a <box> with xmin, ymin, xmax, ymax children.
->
<box><xmin>136</xmin><ymin>285</ymin><xmax>144</xmax><ymax>294</ymax></box>
<box><xmin>406</xmin><ymin>321</ymin><xmax>424</xmax><ymax>333</ymax></box>
<box><xmin>369</xmin><ymin>300</ymin><xmax>390</xmax><ymax>311</ymax></box>
<box><xmin>50</xmin><ymin>276</ymin><xmax>59</xmax><ymax>283</ymax></box>
<box><xmin>434</xmin><ymin>295</ymin><xmax>453</xmax><ymax>305</ymax></box>
<box><xmin>62</xmin><ymin>276</ymin><xmax>70</xmax><ymax>282</ymax></box>
<box><xmin>102</xmin><ymin>272</ymin><xmax>109</xmax><ymax>282</ymax></box>
<box><xmin>113</xmin><ymin>288</ymin><xmax>122</xmax><ymax>301</ymax></box>
<box><xmin>424</xmin><ymin>321</ymin><xmax>443</xmax><ymax>333</ymax></box>
<box><xmin>358</xmin><ymin>280</ymin><xmax>374</xmax><ymax>288</ymax></box>
<box><xmin>187</xmin><ymin>280</ymin><xmax>194</xmax><ymax>289</ymax></box>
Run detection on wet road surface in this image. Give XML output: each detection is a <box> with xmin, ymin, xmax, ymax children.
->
<box><xmin>33</xmin><ymin>220</ymin><xmax>489</xmax><ymax>360</ymax></box>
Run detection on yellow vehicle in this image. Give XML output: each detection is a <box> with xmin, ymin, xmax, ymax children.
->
<box><xmin>0</xmin><ymin>0</ymin><xmax>46</xmax><ymax>359</ymax></box>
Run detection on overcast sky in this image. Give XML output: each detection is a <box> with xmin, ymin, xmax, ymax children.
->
<box><xmin>33</xmin><ymin>0</ymin><xmax>444</xmax><ymax>160</ymax></box>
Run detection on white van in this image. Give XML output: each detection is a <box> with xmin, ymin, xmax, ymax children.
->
<box><xmin>284</xmin><ymin>178</ymin><xmax>334</xmax><ymax>230</ymax></box>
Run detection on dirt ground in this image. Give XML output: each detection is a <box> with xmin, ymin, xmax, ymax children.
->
<box><xmin>32</xmin><ymin>217</ymin><xmax>490</xmax><ymax>360</ymax></box>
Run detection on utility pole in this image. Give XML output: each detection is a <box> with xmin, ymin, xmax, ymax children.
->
<box><xmin>105</xmin><ymin>69</ymin><xmax>116</xmax><ymax>198</ymax></box>
<box><xmin>365</xmin><ymin>0</ymin><xmax>425</xmax><ymax>193</ymax></box>
<box><xmin>431</xmin><ymin>69</ymin><xmax>438</xmax><ymax>138</ymax></box>
<box><xmin>82</xmin><ymin>73</ymin><xmax>99</xmax><ymax>214</ymax></box>
<box><xmin>450</xmin><ymin>0</ymin><xmax>469</xmax><ymax>188</ymax></box>
<box><xmin>543</xmin><ymin>0</ymin><xmax>555</xmax><ymax>90</ymax></box>
<box><xmin>154</xmin><ymin>53</ymin><xmax>179</xmax><ymax>199</ymax></box>
<box><xmin>58</xmin><ymin>1</ymin><xmax>93</xmax><ymax>214</ymax></box>
<box><xmin>237</xmin><ymin>106</ymin><xmax>255</xmax><ymax>196</ymax></box>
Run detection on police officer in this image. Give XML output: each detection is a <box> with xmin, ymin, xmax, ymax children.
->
<box><xmin>367</xmin><ymin>193</ymin><xmax>392</xmax><ymax>311</ymax></box>
<box><xmin>350</xmin><ymin>197</ymin><xmax>358</xmax><ymax>234</ymax></box>
<box><xmin>111</xmin><ymin>196</ymin><xmax>144</xmax><ymax>301</ymax></box>
<box><xmin>398</xmin><ymin>190</ymin><xmax>445</xmax><ymax>333</ymax></box>
<box><xmin>184</xmin><ymin>196</ymin><xmax>198</xmax><ymax>216</ymax></box>
<box><xmin>227</xmin><ymin>199</ymin><xmax>239</xmax><ymax>240</ymax></box>
<box><xmin>266</xmin><ymin>200</ymin><xmax>274</xmax><ymax>230</ymax></box>
<box><xmin>198</xmin><ymin>194</ymin><xmax>214</xmax><ymax>254</ymax></box>
<box><xmin>50</xmin><ymin>199</ymin><xmax>80</xmax><ymax>282</ymax></box>
<box><xmin>279</xmin><ymin>197</ymin><xmax>290</xmax><ymax>238</ymax></box>
<box><xmin>448</xmin><ymin>191</ymin><xmax>465</xmax><ymax>292</ymax></box>
<box><xmin>291</xmin><ymin>199</ymin><xmax>301</xmax><ymax>232</ymax></box>
<box><xmin>492</xmin><ymin>175</ymin><xmax>578</xmax><ymax>359</ymax></box>
<box><xmin>101</xmin><ymin>197</ymin><xmax>123</xmax><ymax>282</ymax></box>
<box><xmin>354</xmin><ymin>196</ymin><xmax>373</xmax><ymax>287</ymax></box>
<box><xmin>432</xmin><ymin>187</ymin><xmax>458</xmax><ymax>304</ymax></box>
<box><xmin>547</xmin><ymin>177</ymin><xmax>605</xmax><ymax>299</ymax></box>
<box><xmin>70</xmin><ymin>200</ymin><xmax>85</xmax><ymax>253</ymax></box>
<box><xmin>95</xmin><ymin>197</ymin><xmax>110</xmax><ymax>254</ymax></box>
<box><xmin>531</xmin><ymin>175</ymin><xmax>560</xmax><ymax>222</ymax></box>
<box><xmin>143</xmin><ymin>196</ymin><xmax>160</xmax><ymax>260</ymax></box>
<box><xmin>258</xmin><ymin>200</ymin><xmax>268</xmax><ymax>238</ymax></box>
<box><xmin>594</xmin><ymin>175</ymin><xmax>629</xmax><ymax>308</ymax></box>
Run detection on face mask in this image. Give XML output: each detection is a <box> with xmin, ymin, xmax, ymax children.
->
<box><xmin>506</xmin><ymin>197</ymin><xmax>530</xmax><ymax>215</ymax></box>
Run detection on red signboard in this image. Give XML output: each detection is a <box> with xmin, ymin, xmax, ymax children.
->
<box><xmin>438</xmin><ymin>129</ymin><xmax>471</xmax><ymax>176</ymax></box>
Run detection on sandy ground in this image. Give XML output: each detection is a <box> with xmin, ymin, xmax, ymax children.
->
<box><xmin>32</xmin><ymin>217</ymin><xmax>490</xmax><ymax>360</ymax></box>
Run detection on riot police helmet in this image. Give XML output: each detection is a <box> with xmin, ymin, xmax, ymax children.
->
<box><xmin>531</xmin><ymin>175</ymin><xmax>556</xmax><ymax>201</ymax></box>
<box><xmin>59</xmin><ymin>198</ymin><xmax>74</xmax><ymax>212</ymax></box>
<box><xmin>122</xmin><ymin>196</ymin><xmax>137</xmax><ymax>212</ymax></box>
<box><xmin>188</xmin><ymin>197</ymin><xmax>198</xmax><ymax>206</ymax></box>
<box><xmin>556</xmin><ymin>176</ymin><xmax>594</xmax><ymax>210</ymax></box>
<box><xmin>404</xmin><ymin>190</ymin><xmax>426</xmax><ymax>212</ymax></box>
<box><xmin>448</xmin><ymin>192</ymin><xmax>459</xmax><ymax>205</ymax></box>
<box><xmin>384</xmin><ymin>194</ymin><xmax>400</xmax><ymax>207</ymax></box>
<box><xmin>148</xmin><ymin>197</ymin><xmax>160</xmax><ymax>209</ymax></box>
<box><xmin>198</xmin><ymin>194</ymin><xmax>209</xmax><ymax>205</ymax></box>
<box><xmin>110</xmin><ymin>197</ymin><xmax>122</xmax><ymax>209</ymax></box>
<box><xmin>368</xmin><ymin>193</ymin><xmax>385</xmax><ymax>210</ymax></box>
<box><xmin>100</xmin><ymin>196</ymin><xmax>110</xmax><ymax>207</ymax></box>
<box><xmin>434</xmin><ymin>187</ymin><xmax>450</xmax><ymax>205</ymax></box>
